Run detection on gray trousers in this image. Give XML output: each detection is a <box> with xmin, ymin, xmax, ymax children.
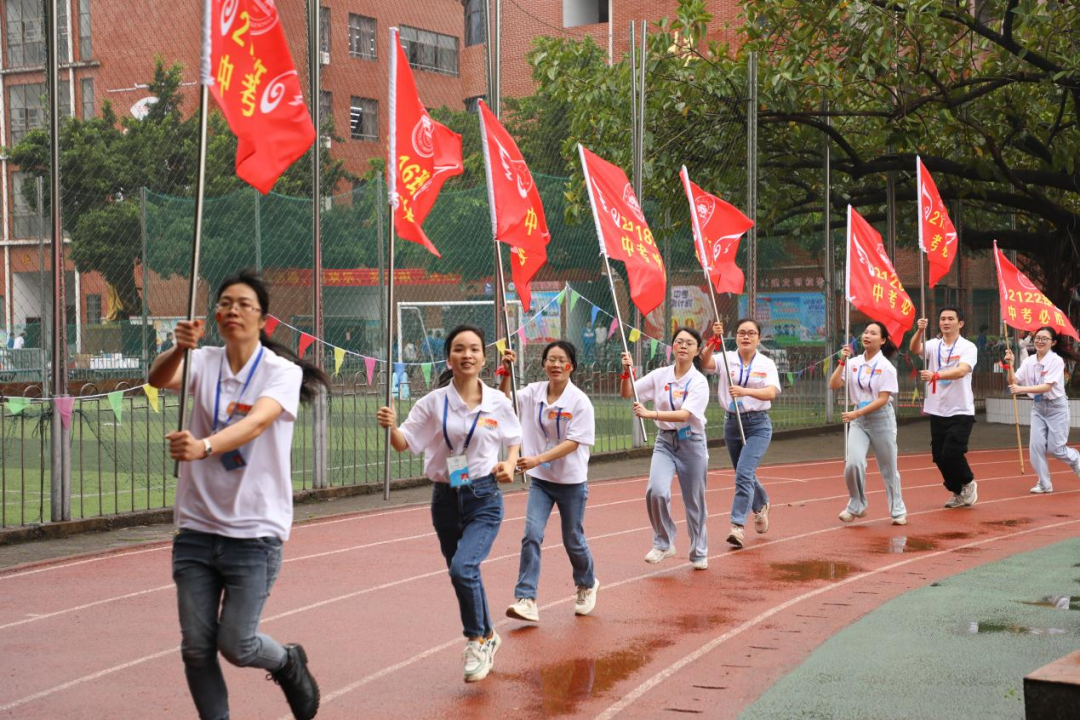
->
<box><xmin>646</xmin><ymin>430</ymin><xmax>709</xmax><ymax>562</ymax></box>
<box><xmin>1030</xmin><ymin>398</ymin><xmax>1080</xmax><ymax>490</ymax></box>
<box><xmin>845</xmin><ymin>403</ymin><xmax>907</xmax><ymax>518</ymax></box>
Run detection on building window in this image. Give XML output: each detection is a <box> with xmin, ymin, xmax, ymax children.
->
<box><xmin>80</xmin><ymin>77</ymin><xmax>94</xmax><ymax>119</ymax></box>
<box><xmin>86</xmin><ymin>294</ymin><xmax>101</xmax><ymax>324</ymax></box>
<box><xmin>400</xmin><ymin>25</ymin><xmax>458</xmax><ymax>76</ymax></box>
<box><xmin>563</xmin><ymin>0</ymin><xmax>608</xmax><ymax>28</ymax></box>
<box><xmin>464</xmin><ymin>95</ymin><xmax>484</xmax><ymax>113</ymax></box>
<box><xmin>78</xmin><ymin>0</ymin><xmax>91</xmax><ymax>60</ymax></box>
<box><xmin>349</xmin><ymin>97</ymin><xmax>377</xmax><ymax>141</ymax></box>
<box><xmin>348</xmin><ymin>13</ymin><xmax>376</xmax><ymax>60</ymax></box>
<box><xmin>320</xmin><ymin>6</ymin><xmax>330</xmax><ymax>54</ymax></box>
<box><xmin>9</xmin><ymin>83</ymin><xmax>70</xmax><ymax>142</ymax></box>
<box><xmin>319</xmin><ymin>90</ymin><xmax>332</xmax><ymax>126</ymax></box>
<box><xmin>11</xmin><ymin>172</ymin><xmax>45</xmax><ymax>238</ymax></box>
<box><xmin>465</xmin><ymin>0</ymin><xmax>485</xmax><ymax>46</ymax></box>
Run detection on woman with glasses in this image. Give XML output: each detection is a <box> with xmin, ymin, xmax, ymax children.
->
<box><xmin>620</xmin><ymin>327</ymin><xmax>712</xmax><ymax>569</ymax></box>
<box><xmin>701</xmin><ymin>318</ymin><xmax>780</xmax><ymax>549</ymax></box>
<box><xmin>148</xmin><ymin>271</ymin><xmax>327</xmax><ymax>720</ymax></box>
<box><xmin>1004</xmin><ymin>327</ymin><xmax>1080</xmax><ymax>493</ymax></box>
<box><xmin>828</xmin><ymin>321</ymin><xmax>907</xmax><ymax>525</ymax></box>
<box><xmin>498</xmin><ymin>341</ymin><xmax>599</xmax><ymax>624</ymax></box>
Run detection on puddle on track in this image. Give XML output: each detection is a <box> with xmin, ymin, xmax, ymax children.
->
<box><xmin>770</xmin><ymin>560</ymin><xmax>860</xmax><ymax>582</ymax></box>
<box><xmin>1020</xmin><ymin>595</ymin><xmax>1080</xmax><ymax>611</ymax></box>
<box><xmin>871</xmin><ymin>536</ymin><xmax>939</xmax><ymax>554</ymax></box>
<box><xmin>966</xmin><ymin>621</ymin><xmax>1072</xmax><ymax>636</ymax></box>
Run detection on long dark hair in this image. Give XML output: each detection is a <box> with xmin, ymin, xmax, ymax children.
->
<box><xmin>864</xmin><ymin>321</ymin><xmax>898</xmax><ymax>359</ymax></box>
<box><xmin>437</xmin><ymin>324</ymin><xmax>487</xmax><ymax>388</ymax></box>
<box><xmin>733</xmin><ymin>317</ymin><xmax>761</xmax><ymax>335</ymax></box>
<box><xmin>542</xmin><ymin>340</ymin><xmax>578</xmax><ymax>377</ymax></box>
<box><xmin>1034</xmin><ymin>326</ymin><xmax>1080</xmax><ymax>364</ymax></box>
<box><xmin>216</xmin><ymin>271</ymin><xmax>330</xmax><ymax>403</ymax></box>
<box><xmin>671</xmin><ymin>326</ymin><xmax>703</xmax><ymax>372</ymax></box>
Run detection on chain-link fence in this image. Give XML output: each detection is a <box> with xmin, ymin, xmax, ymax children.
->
<box><xmin>0</xmin><ymin>1</ymin><xmax>1018</xmax><ymax>528</ymax></box>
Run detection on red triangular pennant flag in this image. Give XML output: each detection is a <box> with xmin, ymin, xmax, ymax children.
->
<box><xmin>916</xmin><ymin>157</ymin><xmax>959</xmax><ymax>287</ymax></box>
<box><xmin>578</xmin><ymin>145</ymin><xmax>667</xmax><ymax>316</ymax></box>
<box><xmin>846</xmin><ymin>205</ymin><xmax>916</xmax><ymax>342</ymax></box>
<box><xmin>680</xmin><ymin>166</ymin><xmax>752</xmax><ymax>295</ymax></box>
<box><xmin>508</xmin><ymin>243</ymin><xmax>547</xmax><ymax>313</ymax></box>
<box><xmin>388</xmin><ymin>28</ymin><xmax>463</xmax><ymax>257</ymax></box>
<box><xmin>298</xmin><ymin>332</ymin><xmax>315</xmax><ymax>359</ymax></box>
<box><xmin>994</xmin><ymin>241</ymin><xmax>1078</xmax><ymax>339</ymax></box>
<box><xmin>263</xmin><ymin>315</ymin><xmax>280</xmax><ymax>337</ymax></box>
<box><xmin>201</xmin><ymin>1</ymin><xmax>315</xmax><ymax>193</ymax></box>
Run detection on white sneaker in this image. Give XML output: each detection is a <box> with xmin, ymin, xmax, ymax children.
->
<box><xmin>961</xmin><ymin>480</ymin><xmax>978</xmax><ymax>506</ymax></box>
<box><xmin>644</xmin><ymin>547</ymin><xmax>676</xmax><ymax>564</ymax></box>
<box><xmin>1030</xmin><ymin>485</ymin><xmax>1053</xmax><ymax>494</ymax></box>
<box><xmin>944</xmin><ymin>494</ymin><xmax>965</xmax><ymax>509</ymax></box>
<box><xmin>463</xmin><ymin>639</ymin><xmax>491</xmax><ymax>682</ymax></box>
<box><xmin>691</xmin><ymin>558</ymin><xmax>708</xmax><ymax>570</ymax></box>
<box><xmin>838</xmin><ymin>508</ymin><xmax>866</xmax><ymax>523</ymax></box>
<box><xmin>754</xmin><ymin>503</ymin><xmax>770</xmax><ymax>534</ymax></box>
<box><xmin>1072</xmin><ymin>461</ymin><xmax>1080</xmax><ymax>478</ymax></box>
<box><xmin>892</xmin><ymin>515</ymin><xmax>908</xmax><ymax>526</ymax></box>
<box><xmin>574</xmin><ymin>579</ymin><xmax>599</xmax><ymax>616</ymax></box>
<box><xmin>506</xmin><ymin>597</ymin><xmax>539</xmax><ymax>623</ymax></box>
<box><xmin>726</xmin><ymin>525</ymin><xmax>745</xmax><ymax>548</ymax></box>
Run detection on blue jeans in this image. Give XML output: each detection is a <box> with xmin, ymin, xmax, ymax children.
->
<box><xmin>431</xmin><ymin>474</ymin><xmax>504</xmax><ymax>639</ymax></box>
<box><xmin>172</xmin><ymin>530</ymin><xmax>289</xmax><ymax>720</ymax></box>
<box><xmin>515</xmin><ymin>479</ymin><xmax>595</xmax><ymax>600</ymax></box>
<box><xmin>725</xmin><ymin>411</ymin><xmax>772</xmax><ymax>526</ymax></box>
<box><xmin>646</xmin><ymin>430</ymin><xmax>710</xmax><ymax>562</ymax></box>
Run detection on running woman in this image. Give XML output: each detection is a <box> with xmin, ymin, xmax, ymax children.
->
<box><xmin>1003</xmin><ymin>326</ymin><xmax>1080</xmax><ymax>493</ymax></box>
<box><xmin>377</xmin><ymin>325</ymin><xmax>521</xmax><ymax>683</ymax></box>
<box><xmin>620</xmin><ymin>327</ymin><xmax>711</xmax><ymax>569</ymax></box>
<box><xmin>149</xmin><ymin>271</ymin><xmax>326</xmax><ymax>720</ymax></box>
<box><xmin>701</xmin><ymin>318</ymin><xmax>780</xmax><ymax>549</ymax></box>
<box><xmin>499</xmin><ymin>341</ymin><xmax>599</xmax><ymax>623</ymax></box>
<box><xmin>910</xmin><ymin>307</ymin><xmax>979</xmax><ymax>508</ymax></box>
<box><xmin>828</xmin><ymin>321</ymin><xmax>908</xmax><ymax>525</ymax></box>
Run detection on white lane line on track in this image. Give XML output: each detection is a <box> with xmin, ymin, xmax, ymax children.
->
<box><xmin>592</xmin><ymin>515</ymin><xmax>1080</xmax><ymax>719</ymax></box>
<box><xmin>2</xmin><ymin>470</ymin><xmax>1066</xmax><ymax>715</ymax></box>
<box><xmin>0</xmin><ymin>584</ymin><xmax>175</xmax><ymax>632</ymax></box>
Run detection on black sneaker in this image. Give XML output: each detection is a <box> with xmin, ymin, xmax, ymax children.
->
<box><xmin>269</xmin><ymin>643</ymin><xmax>320</xmax><ymax>720</ymax></box>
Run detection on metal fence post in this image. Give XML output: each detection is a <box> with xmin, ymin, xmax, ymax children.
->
<box><xmin>746</xmin><ymin>51</ymin><xmax>758</xmax><ymax>316</ymax></box>
<box><xmin>823</xmin><ymin>96</ymin><xmax>834</xmax><ymax>424</ymax></box>
<box><xmin>309</xmin><ymin>0</ymin><xmax>328</xmax><ymax>490</ymax></box>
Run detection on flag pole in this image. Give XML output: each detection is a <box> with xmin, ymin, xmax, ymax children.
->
<box><xmin>993</xmin><ymin>242</ymin><xmax>1025</xmax><ymax>476</ymax></box>
<box><xmin>383</xmin><ymin>28</ymin><xmax>400</xmax><ymax>501</ymax></box>
<box><xmin>579</xmin><ymin>144</ymin><xmax>648</xmax><ymax>443</ymax></box>
<box><xmin>843</xmin><ymin>205</ymin><xmax>853</xmax><ymax>459</ymax></box>
<box><xmin>916</xmin><ymin>156</ymin><xmax>928</xmax><ymax>368</ymax></box>
<box><xmin>680</xmin><ymin>166</ymin><xmax>744</xmax><ymax>443</ymax></box>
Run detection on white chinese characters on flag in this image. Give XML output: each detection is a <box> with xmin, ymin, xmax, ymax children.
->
<box><xmin>846</xmin><ymin>205</ymin><xmax>915</xmax><ymax>342</ymax></box>
<box><xmin>679</xmin><ymin>166</ymin><xmax>752</xmax><ymax>295</ymax></box>
<box><xmin>201</xmin><ymin>0</ymin><xmax>315</xmax><ymax>194</ymax></box>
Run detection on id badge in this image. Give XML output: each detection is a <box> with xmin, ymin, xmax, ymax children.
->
<box><xmin>220</xmin><ymin>449</ymin><xmax>247</xmax><ymax>472</ymax></box>
<box><xmin>540</xmin><ymin>440</ymin><xmax>555</xmax><ymax>469</ymax></box>
<box><xmin>1033</xmin><ymin>393</ymin><xmax>1044</xmax><ymax>402</ymax></box>
<box><xmin>938</xmin><ymin>379</ymin><xmax>953</xmax><ymax>388</ymax></box>
<box><xmin>857</xmin><ymin>400</ymin><xmax>871</xmax><ymax>410</ymax></box>
<box><xmin>728</xmin><ymin>400</ymin><xmax>744</xmax><ymax>412</ymax></box>
<box><xmin>447</xmin><ymin>454</ymin><xmax>471</xmax><ymax>487</ymax></box>
<box><xmin>677</xmin><ymin>426</ymin><xmax>692</xmax><ymax>441</ymax></box>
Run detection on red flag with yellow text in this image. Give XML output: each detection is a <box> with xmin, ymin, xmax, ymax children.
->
<box><xmin>680</xmin><ymin>166</ymin><xmax>752</xmax><ymax>295</ymax></box>
<box><xmin>846</xmin><ymin>205</ymin><xmax>915</xmax><ymax>342</ymax></box>
<box><xmin>388</xmin><ymin>28</ymin><xmax>463</xmax><ymax>256</ymax></box>
<box><xmin>201</xmin><ymin>0</ymin><xmax>315</xmax><ymax>194</ymax></box>
<box><xmin>578</xmin><ymin>145</ymin><xmax>666</xmax><ymax>316</ymax></box>
<box><xmin>917</xmin><ymin>157</ymin><xmax>958</xmax><ymax>287</ymax></box>
<box><xmin>993</xmin><ymin>242</ymin><xmax>1078</xmax><ymax>339</ymax></box>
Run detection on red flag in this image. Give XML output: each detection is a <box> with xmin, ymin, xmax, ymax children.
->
<box><xmin>478</xmin><ymin>101</ymin><xmax>549</xmax><ymax>255</ymax></box>
<box><xmin>201</xmin><ymin>0</ymin><xmax>315</xmax><ymax>194</ymax></box>
<box><xmin>577</xmin><ymin>145</ymin><xmax>667</xmax><ymax>316</ymax></box>
<box><xmin>298</xmin><ymin>332</ymin><xmax>315</xmax><ymax>359</ymax></box>
<box><xmin>846</xmin><ymin>206</ymin><xmax>916</xmax><ymax>342</ymax></box>
<box><xmin>508</xmin><ymin>243</ymin><xmax>547</xmax><ymax>313</ymax></box>
<box><xmin>916</xmin><ymin>157</ymin><xmax>959</xmax><ymax>287</ymax></box>
<box><xmin>388</xmin><ymin>28</ymin><xmax>463</xmax><ymax>257</ymax></box>
<box><xmin>680</xmin><ymin>166</ymin><xmax>752</xmax><ymax>295</ymax></box>
<box><xmin>993</xmin><ymin>241</ymin><xmax>1078</xmax><ymax>339</ymax></box>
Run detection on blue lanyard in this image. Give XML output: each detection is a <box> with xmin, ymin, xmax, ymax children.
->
<box><xmin>442</xmin><ymin>395</ymin><xmax>481</xmax><ymax>454</ymax></box>
<box><xmin>212</xmin><ymin>346</ymin><xmax>265</xmax><ymax>432</ymax></box>
<box><xmin>537</xmin><ymin>401</ymin><xmax>562</xmax><ymax>441</ymax></box>
<box><xmin>736</xmin><ymin>352</ymin><xmax>756</xmax><ymax>387</ymax></box>
<box><xmin>857</xmin><ymin>358</ymin><xmax>880</xmax><ymax>392</ymax></box>
<box><xmin>937</xmin><ymin>339</ymin><xmax>957</xmax><ymax>370</ymax></box>
<box><xmin>668</xmin><ymin>379</ymin><xmax>691</xmax><ymax>411</ymax></box>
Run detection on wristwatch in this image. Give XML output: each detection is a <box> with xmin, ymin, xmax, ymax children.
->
<box><xmin>202</xmin><ymin>438</ymin><xmax>213</xmax><ymax>459</ymax></box>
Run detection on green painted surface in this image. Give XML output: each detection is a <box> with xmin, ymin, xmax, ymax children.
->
<box><xmin>742</xmin><ymin>538</ymin><xmax>1080</xmax><ymax>720</ymax></box>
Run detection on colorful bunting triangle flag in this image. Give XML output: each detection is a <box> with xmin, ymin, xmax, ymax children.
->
<box><xmin>570</xmin><ymin>290</ymin><xmax>580</xmax><ymax>312</ymax></box>
<box><xmin>628</xmin><ymin>328</ymin><xmax>641</xmax><ymax>343</ymax></box>
<box><xmin>54</xmin><ymin>396</ymin><xmax>74</xmax><ymax>429</ymax></box>
<box><xmin>421</xmin><ymin>363</ymin><xmax>433</xmax><ymax>386</ymax></box>
<box><xmin>143</xmin><ymin>384</ymin><xmax>160</xmax><ymax>413</ymax></box>
<box><xmin>5</xmin><ymin>396</ymin><xmax>30</xmax><ymax>415</ymax></box>
<box><xmin>364</xmin><ymin>356</ymin><xmax>377</xmax><ymax>386</ymax></box>
<box><xmin>333</xmin><ymin>347</ymin><xmax>346</xmax><ymax>375</ymax></box>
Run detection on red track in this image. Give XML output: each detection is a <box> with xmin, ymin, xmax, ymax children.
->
<box><xmin>2</xmin><ymin>448</ymin><xmax>1078</xmax><ymax>719</ymax></box>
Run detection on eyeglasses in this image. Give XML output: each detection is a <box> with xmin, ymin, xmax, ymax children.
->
<box><xmin>544</xmin><ymin>356</ymin><xmax>570</xmax><ymax>365</ymax></box>
<box><xmin>1033</xmin><ymin>335</ymin><xmax>1053</xmax><ymax>342</ymax></box>
<box><xmin>672</xmin><ymin>338</ymin><xmax>698</xmax><ymax>347</ymax></box>
<box><xmin>736</xmin><ymin>331</ymin><xmax>759</xmax><ymax>338</ymax></box>
<box><xmin>215</xmin><ymin>300</ymin><xmax>262</xmax><ymax>314</ymax></box>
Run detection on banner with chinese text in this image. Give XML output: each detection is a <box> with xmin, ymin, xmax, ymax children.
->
<box><xmin>846</xmin><ymin>205</ymin><xmax>915</xmax><ymax>342</ymax></box>
<box><xmin>993</xmin><ymin>241</ymin><xmax>1078</xmax><ymax>339</ymax></box>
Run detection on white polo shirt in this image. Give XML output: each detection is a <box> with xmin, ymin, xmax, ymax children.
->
<box><xmin>175</xmin><ymin>344</ymin><xmax>302</xmax><ymax>541</ymax></box>
<box><xmin>1016</xmin><ymin>351</ymin><xmax>1067</xmax><ymax>401</ymax></box>
<box><xmin>400</xmin><ymin>380</ymin><xmax>522</xmax><ymax>484</ymax></box>
<box><xmin>634</xmin><ymin>364</ymin><xmax>710</xmax><ymax>433</ymax></box>
<box><xmin>923</xmin><ymin>336</ymin><xmax>978</xmax><ymax>417</ymax></box>
<box><xmin>517</xmin><ymin>380</ymin><xmax>595</xmax><ymax>485</ymax></box>
<box><xmin>844</xmin><ymin>352</ymin><xmax>899</xmax><ymax>407</ymax></box>
<box><xmin>708</xmin><ymin>351</ymin><xmax>782</xmax><ymax>413</ymax></box>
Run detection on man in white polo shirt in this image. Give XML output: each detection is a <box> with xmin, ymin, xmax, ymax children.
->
<box><xmin>910</xmin><ymin>307</ymin><xmax>979</xmax><ymax>508</ymax></box>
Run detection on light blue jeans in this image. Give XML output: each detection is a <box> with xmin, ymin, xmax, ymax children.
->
<box><xmin>646</xmin><ymin>429</ymin><xmax>710</xmax><ymax>562</ymax></box>
<box><xmin>726</xmin><ymin>411</ymin><xmax>771</xmax><ymax>527</ymax></box>
<box><xmin>173</xmin><ymin>530</ymin><xmax>289</xmax><ymax>720</ymax></box>
<box><xmin>514</xmin><ymin>479</ymin><xmax>595</xmax><ymax>600</ymax></box>
<box><xmin>1030</xmin><ymin>398</ymin><xmax>1080</xmax><ymax>490</ymax></box>
<box><xmin>845</xmin><ymin>403</ymin><xmax>907</xmax><ymax>518</ymax></box>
